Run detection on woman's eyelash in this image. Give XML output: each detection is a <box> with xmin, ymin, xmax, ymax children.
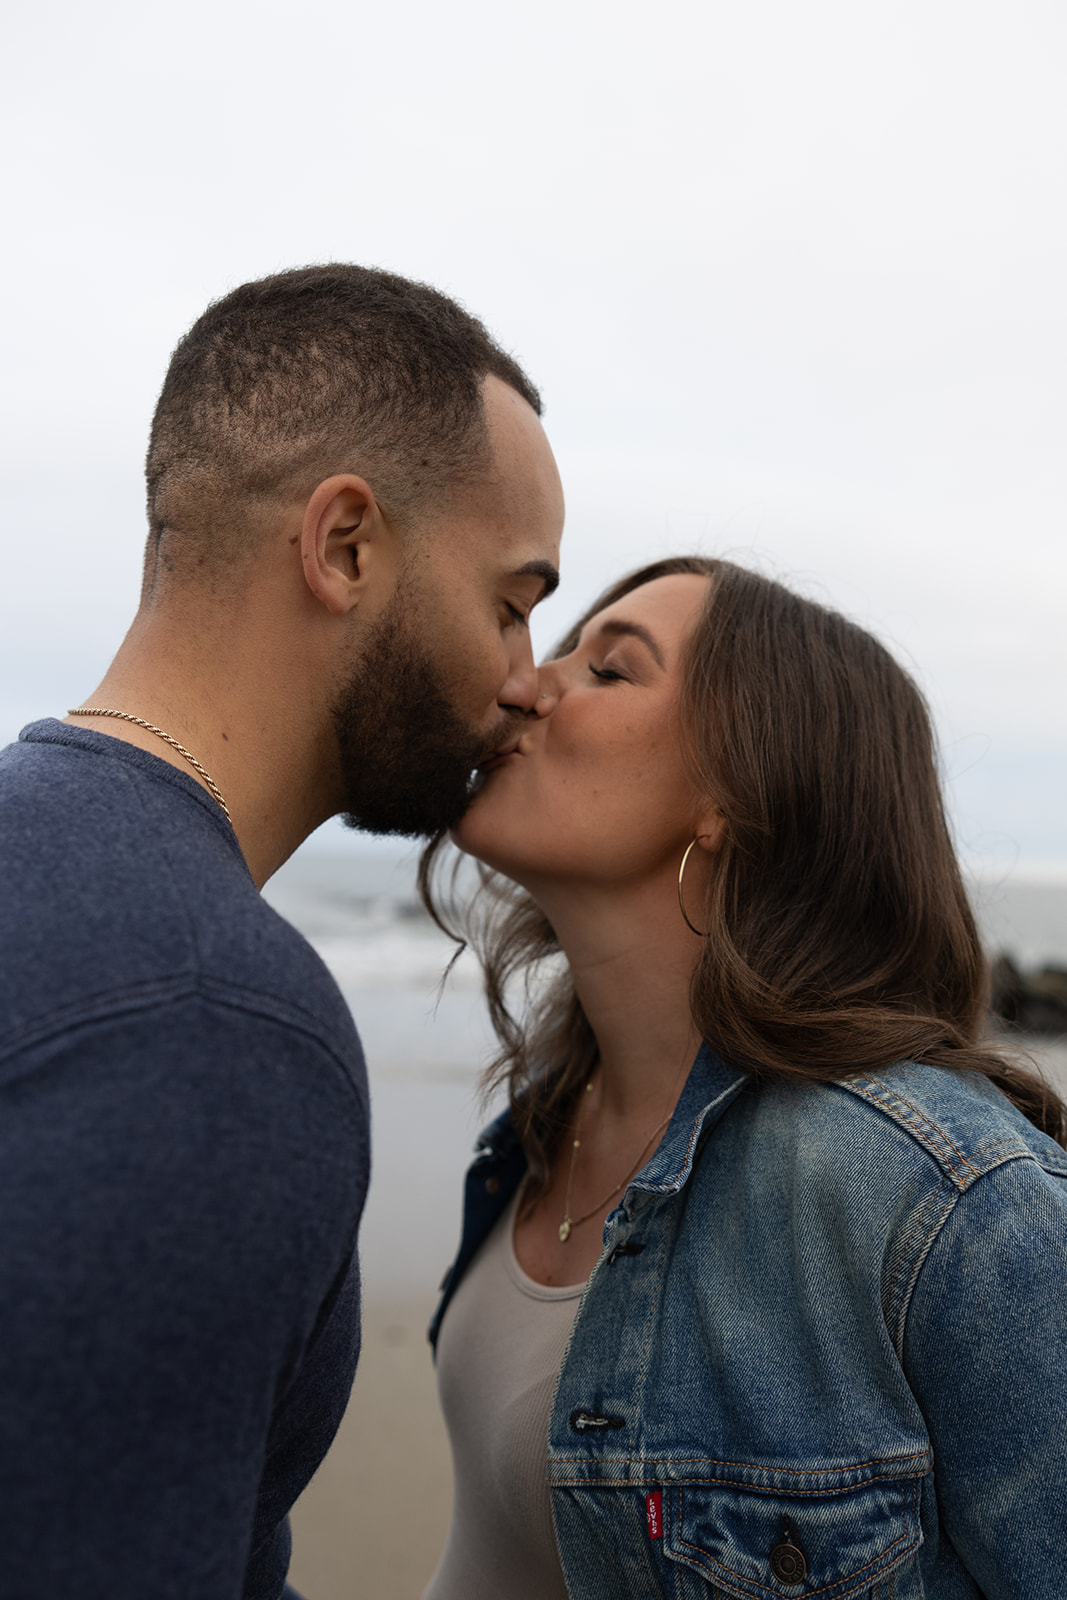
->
<box><xmin>506</xmin><ymin>604</ymin><xmax>529</xmax><ymax>627</ymax></box>
<box><xmin>588</xmin><ymin>664</ymin><xmax>624</xmax><ymax>682</ymax></box>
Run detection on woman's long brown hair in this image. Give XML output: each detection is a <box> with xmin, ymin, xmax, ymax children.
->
<box><xmin>420</xmin><ymin>557</ymin><xmax>1067</xmax><ymax>1197</ymax></box>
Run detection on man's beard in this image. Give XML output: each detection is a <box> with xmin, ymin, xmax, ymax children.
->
<box><xmin>331</xmin><ymin>599</ymin><xmax>503</xmax><ymax>838</ymax></box>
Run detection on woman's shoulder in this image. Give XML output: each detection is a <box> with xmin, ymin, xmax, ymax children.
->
<box><xmin>751</xmin><ymin>1060</ymin><xmax>1067</xmax><ymax>1194</ymax></box>
<box><xmin>704</xmin><ymin>1062</ymin><xmax>1067</xmax><ymax>1334</ymax></box>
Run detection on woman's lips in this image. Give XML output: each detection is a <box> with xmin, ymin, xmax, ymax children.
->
<box><xmin>477</xmin><ymin>745</ymin><xmax>522</xmax><ymax>774</ymax></box>
<box><xmin>467</xmin><ymin>741</ymin><xmax>522</xmax><ymax>799</ymax></box>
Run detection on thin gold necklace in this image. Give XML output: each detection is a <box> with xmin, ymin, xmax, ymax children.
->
<box><xmin>67</xmin><ymin>707</ymin><xmax>232</xmax><ymax>825</ymax></box>
<box><xmin>558</xmin><ymin>1082</ymin><xmax>675</xmax><ymax>1244</ymax></box>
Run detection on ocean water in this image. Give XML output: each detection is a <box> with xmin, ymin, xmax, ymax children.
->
<box><xmin>262</xmin><ymin>839</ymin><xmax>1067</xmax><ymax>1073</ymax></box>
<box><xmin>261</xmin><ymin>842</ymin><xmax>497</xmax><ymax>1079</ymax></box>
<box><xmin>261</xmin><ymin>841</ymin><xmax>499</xmax><ymax>1296</ymax></box>
<box><xmin>262</xmin><ymin>837</ymin><xmax>1067</xmax><ymax>1297</ymax></box>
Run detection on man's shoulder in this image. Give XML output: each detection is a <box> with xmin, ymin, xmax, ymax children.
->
<box><xmin>0</xmin><ymin>725</ymin><xmax>362</xmax><ymax>1085</ymax></box>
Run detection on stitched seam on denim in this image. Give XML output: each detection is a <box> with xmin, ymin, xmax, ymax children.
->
<box><xmin>965</xmin><ymin>1134</ymin><xmax>1054</xmax><ymax>1179</ymax></box>
<box><xmin>551</xmin><ymin>1121</ymin><xmax>687</xmax><ymax>1455</ymax></box>
<box><xmin>549</xmin><ymin>1450</ymin><xmax>929</xmax><ymax>1475</ymax></box>
<box><xmin>894</xmin><ymin>1157</ymin><xmax>1050</xmax><ymax>1357</ymax></box>
<box><xmin>856</xmin><ymin>1078</ymin><xmax>982</xmax><ymax>1180</ymax></box>
<box><xmin>549</xmin><ymin>1473</ymin><xmax>925</xmax><ymax>1493</ymax></box>
<box><xmin>847</xmin><ymin>1078</ymin><xmax>981</xmax><ymax>1185</ymax></box>
<box><xmin>624</xmin><ymin>1192</ymin><xmax>675</xmax><ymax>1455</ymax></box>
<box><xmin>0</xmin><ymin>975</ymin><xmax>364</xmax><ymax>1103</ymax></box>
<box><xmin>883</xmin><ymin>1178</ymin><xmax>956</xmax><ymax>1360</ymax></box>
<box><xmin>894</xmin><ymin>1182</ymin><xmax>968</xmax><ymax>1358</ymax></box>
<box><xmin>972</xmin><ymin>1133</ymin><xmax>1034</xmax><ymax>1159</ymax></box>
<box><xmin>634</xmin><ymin>1075</ymin><xmax>747</xmax><ymax>1192</ymax></box>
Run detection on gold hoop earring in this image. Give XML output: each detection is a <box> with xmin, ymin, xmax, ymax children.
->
<box><xmin>677</xmin><ymin>838</ymin><xmax>708</xmax><ymax>937</ymax></box>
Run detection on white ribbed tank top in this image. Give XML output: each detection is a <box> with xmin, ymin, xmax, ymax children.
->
<box><xmin>424</xmin><ymin>1189</ymin><xmax>586</xmax><ymax>1600</ymax></box>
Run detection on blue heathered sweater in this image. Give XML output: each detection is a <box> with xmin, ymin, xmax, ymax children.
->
<box><xmin>0</xmin><ymin>720</ymin><xmax>370</xmax><ymax>1599</ymax></box>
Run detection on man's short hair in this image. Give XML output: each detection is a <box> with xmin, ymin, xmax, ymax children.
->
<box><xmin>144</xmin><ymin>264</ymin><xmax>541</xmax><ymax>579</ymax></box>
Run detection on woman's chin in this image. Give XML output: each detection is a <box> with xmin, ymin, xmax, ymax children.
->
<box><xmin>450</xmin><ymin>813</ymin><xmax>528</xmax><ymax>885</ymax></box>
<box><xmin>450</xmin><ymin>799</ymin><xmax>500</xmax><ymax>865</ymax></box>
<box><xmin>450</xmin><ymin>819</ymin><xmax>506</xmax><ymax>872</ymax></box>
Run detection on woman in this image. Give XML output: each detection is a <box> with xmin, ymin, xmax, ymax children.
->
<box><xmin>420</xmin><ymin>557</ymin><xmax>1067</xmax><ymax>1600</ymax></box>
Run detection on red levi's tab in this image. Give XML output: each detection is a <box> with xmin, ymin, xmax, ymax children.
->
<box><xmin>646</xmin><ymin>1491</ymin><xmax>663</xmax><ymax>1540</ymax></box>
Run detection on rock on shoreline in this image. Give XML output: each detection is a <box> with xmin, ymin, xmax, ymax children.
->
<box><xmin>990</xmin><ymin>956</ymin><xmax>1067</xmax><ymax>1035</ymax></box>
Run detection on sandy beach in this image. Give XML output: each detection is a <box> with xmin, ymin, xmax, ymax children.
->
<box><xmin>289</xmin><ymin>1296</ymin><xmax>451</xmax><ymax>1600</ymax></box>
<box><xmin>285</xmin><ymin>1069</ymin><xmax>494</xmax><ymax>1600</ymax></box>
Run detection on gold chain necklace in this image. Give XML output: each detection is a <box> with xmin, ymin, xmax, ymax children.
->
<box><xmin>558</xmin><ymin>1082</ymin><xmax>675</xmax><ymax>1244</ymax></box>
<box><xmin>67</xmin><ymin>708</ymin><xmax>232</xmax><ymax>825</ymax></box>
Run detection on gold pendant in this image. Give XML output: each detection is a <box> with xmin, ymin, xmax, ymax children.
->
<box><xmin>559</xmin><ymin>1218</ymin><xmax>572</xmax><ymax>1243</ymax></box>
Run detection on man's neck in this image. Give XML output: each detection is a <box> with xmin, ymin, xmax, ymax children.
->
<box><xmin>68</xmin><ymin>607</ymin><xmax>341</xmax><ymax>887</ymax></box>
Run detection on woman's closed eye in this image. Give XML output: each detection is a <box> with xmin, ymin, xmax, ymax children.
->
<box><xmin>588</xmin><ymin>663</ymin><xmax>626</xmax><ymax>683</ymax></box>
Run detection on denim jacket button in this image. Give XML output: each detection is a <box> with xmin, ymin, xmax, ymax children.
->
<box><xmin>769</xmin><ymin>1540</ymin><xmax>807</xmax><ymax>1584</ymax></box>
<box><xmin>485</xmin><ymin>1177</ymin><xmax>500</xmax><ymax>1195</ymax></box>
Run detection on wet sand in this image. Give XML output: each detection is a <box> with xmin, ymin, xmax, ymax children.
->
<box><xmin>289</xmin><ymin>1296</ymin><xmax>451</xmax><ymax>1600</ymax></box>
<box><xmin>287</xmin><ymin>1070</ymin><xmax>491</xmax><ymax>1600</ymax></box>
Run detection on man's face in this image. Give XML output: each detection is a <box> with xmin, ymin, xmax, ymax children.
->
<box><xmin>333</xmin><ymin>376</ymin><xmax>564</xmax><ymax>837</ymax></box>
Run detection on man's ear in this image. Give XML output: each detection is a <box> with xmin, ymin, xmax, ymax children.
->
<box><xmin>298</xmin><ymin>475</ymin><xmax>400</xmax><ymax>616</ymax></box>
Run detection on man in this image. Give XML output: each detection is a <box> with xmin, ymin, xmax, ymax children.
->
<box><xmin>0</xmin><ymin>265</ymin><xmax>564</xmax><ymax>1597</ymax></box>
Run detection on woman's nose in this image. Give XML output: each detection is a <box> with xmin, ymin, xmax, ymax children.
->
<box><xmin>532</xmin><ymin>675</ymin><xmax>560</xmax><ymax>716</ymax></box>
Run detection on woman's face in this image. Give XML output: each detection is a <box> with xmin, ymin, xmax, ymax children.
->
<box><xmin>453</xmin><ymin>572</ymin><xmax>712</xmax><ymax>891</ymax></box>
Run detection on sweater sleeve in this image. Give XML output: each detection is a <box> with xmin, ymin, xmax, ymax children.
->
<box><xmin>0</xmin><ymin>994</ymin><xmax>369</xmax><ymax>1600</ymax></box>
<box><xmin>901</xmin><ymin>1155</ymin><xmax>1067</xmax><ymax>1600</ymax></box>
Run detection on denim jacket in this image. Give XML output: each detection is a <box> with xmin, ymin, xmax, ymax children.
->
<box><xmin>431</xmin><ymin>1047</ymin><xmax>1067</xmax><ymax>1599</ymax></box>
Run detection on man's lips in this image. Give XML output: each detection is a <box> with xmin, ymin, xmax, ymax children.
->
<box><xmin>476</xmin><ymin>735</ymin><xmax>523</xmax><ymax>773</ymax></box>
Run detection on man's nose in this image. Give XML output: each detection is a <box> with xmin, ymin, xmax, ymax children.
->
<box><xmin>498</xmin><ymin>629</ymin><xmax>539</xmax><ymax>715</ymax></box>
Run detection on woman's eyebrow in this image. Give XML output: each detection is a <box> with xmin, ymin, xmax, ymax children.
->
<box><xmin>596</xmin><ymin>619</ymin><xmax>665</xmax><ymax>668</ymax></box>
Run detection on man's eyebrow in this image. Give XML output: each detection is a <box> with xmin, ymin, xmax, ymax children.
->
<box><xmin>596</xmin><ymin>618</ymin><xmax>665</xmax><ymax>668</ymax></box>
<box><xmin>511</xmin><ymin>560</ymin><xmax>560</xmax><ymax>600</ymax></box>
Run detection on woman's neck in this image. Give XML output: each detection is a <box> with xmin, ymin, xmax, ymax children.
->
<box><xmin>532</xmin><ymin>872</ymin><xmax>704</xmax><ymax>1121</ymax></box>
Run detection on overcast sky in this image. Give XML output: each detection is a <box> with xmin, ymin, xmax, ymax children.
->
<box><xmin>2</xmin><ymin>0</ymin><xmax>1064</xmax><ymax>874</ymax></box>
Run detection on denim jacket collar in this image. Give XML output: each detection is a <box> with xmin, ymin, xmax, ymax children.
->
<box><xmin>430</xmin><ymin>1044</ymin><xmax>749</xmax><ymax>1348</ymax></box>
<box><xmin>624</xmin><ymin>1043</ymin><xmax>749</xmax><ymax>1197</ymax></box>
<box><xmin>474</xmin><ymin>1042</ymin><xmax>747</xmax><ymax>1178</ymax></box>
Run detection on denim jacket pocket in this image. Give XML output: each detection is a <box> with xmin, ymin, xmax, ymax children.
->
<box><xmin>662</xmin><ymin>1475</ymin><xmax>923</xmax><ymax>1600</ymax></box>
